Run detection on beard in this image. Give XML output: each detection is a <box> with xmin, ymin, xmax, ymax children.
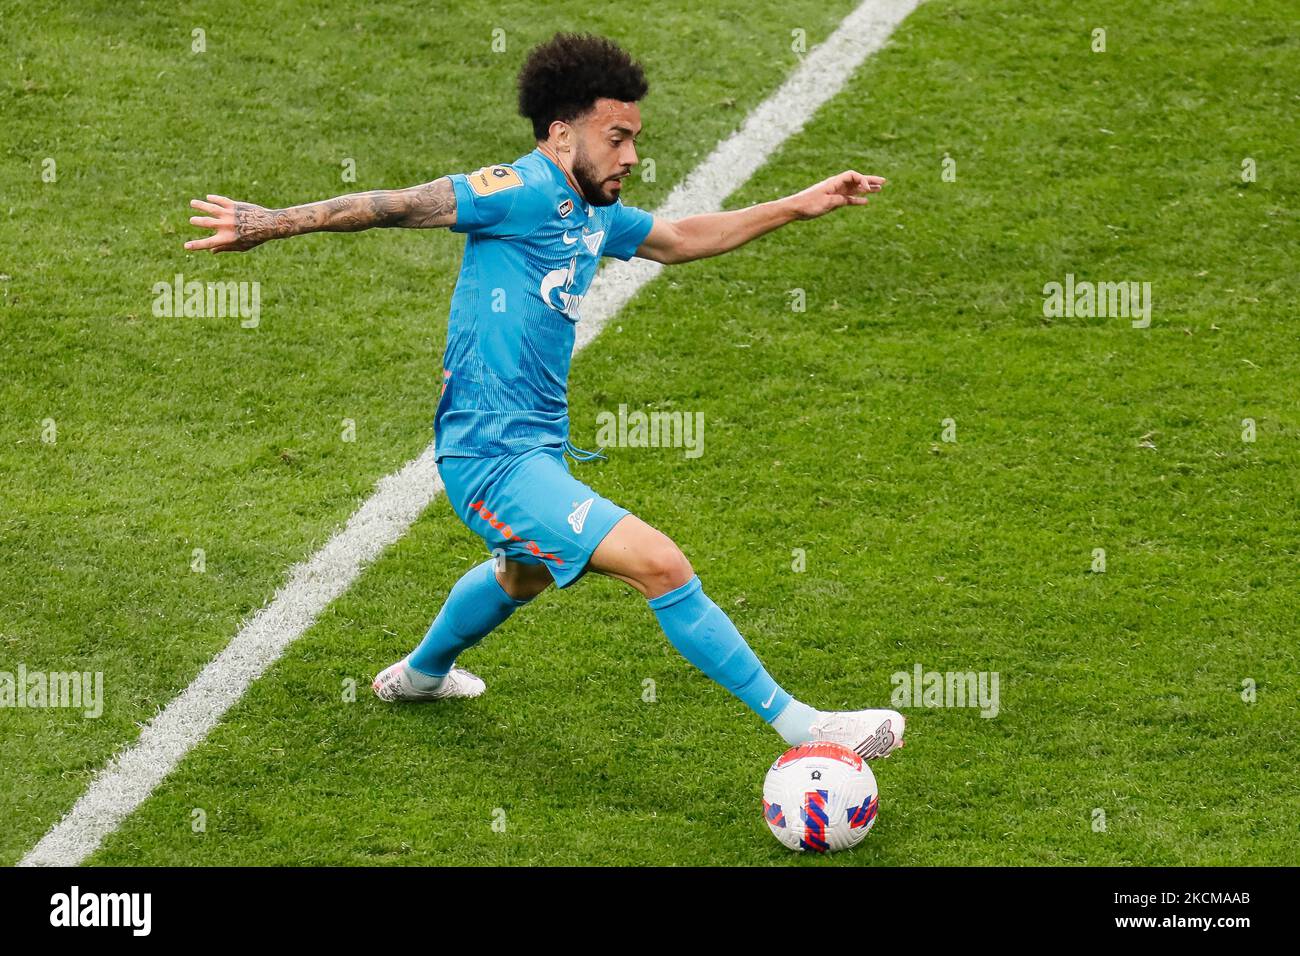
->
<box><xmin>571</xmin><ymin>146</ymin><xmax>620</xmax><ymax>207</ymax></box>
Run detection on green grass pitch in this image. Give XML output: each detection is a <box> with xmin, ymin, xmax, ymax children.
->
<box><xmin>1</xmin><ymin>0</ymin><xmax>1296</xmax><ymax>865</ymax></box>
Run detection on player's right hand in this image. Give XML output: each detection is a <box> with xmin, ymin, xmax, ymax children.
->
<box><xmin>786</xmin><ymin>171</ymin><xmax>886</xmax><ymax>221</ymax></box>
<box><xmin>185</xmin><ymin>194</ymin><xmax>271</xmax><ymax>253</ymax></box>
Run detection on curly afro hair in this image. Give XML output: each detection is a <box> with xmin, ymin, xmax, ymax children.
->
<box><xmin>517</xmin><ymin>33</ymin><xmax>648</xmax><ymax>141</ymax></box>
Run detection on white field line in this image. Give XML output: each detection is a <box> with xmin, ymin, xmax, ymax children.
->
<box><xmin>19</xmin><ymin>0</ymin><xmax>921</xmax><ymax>867</ymax></box>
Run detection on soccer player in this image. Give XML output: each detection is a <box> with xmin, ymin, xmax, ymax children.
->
<box><xmin>184</xmin><ymin>33</ymin><xmax>903</xmax><ymax>760</ymax></box>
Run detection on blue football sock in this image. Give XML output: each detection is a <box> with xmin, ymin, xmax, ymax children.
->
<box><xmin>647</xmin><ymin>575</ymin><xmax>800</xmax><ymax>733</ymax></box>
<box><xmin>407</xmin><ymin>558</ymin><xmax>532</xmax><ymax>678</ymax></box>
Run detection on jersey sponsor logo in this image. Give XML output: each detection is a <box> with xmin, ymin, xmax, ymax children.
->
<box><xmin>467</xmin><ymin>499</ymin><xmax>564</xmax><ymax>565</ymax></box>
<box><xmin>558</xmin><ymin>198</ymin><xmax>573</xmax><ymax>218</ymax></box>
<box><xmin>561</xmin><ymin>231</ymin><xmax>578</xmax><ymax>245</ymax></box>
<box><xmin>540</xmin><ymin>258</ymin><xmax>582</xmax><ymax>320</ymax></box>
<box><xmin>581</xmin><ymin>229</ymin><xmax>604</xmax><ymax>256</ymax></box>
<box><xmin>567</xmin><ymin>497</ymin><xmax>593</xmax><ymax>534</ymax></box>
<box><xmin>466</xmin><ymin>164</ymin><xmax>523</xmax><ymax>197</ymax></box>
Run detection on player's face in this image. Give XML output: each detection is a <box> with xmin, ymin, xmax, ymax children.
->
<box><xmin>571</xmin><ymin>99</ymin><xmax>641</xmax><ymax>207</ymax></box>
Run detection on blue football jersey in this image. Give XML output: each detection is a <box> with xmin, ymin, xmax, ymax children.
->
<box><xmin>433</xmin><ymin>148</ymin><xmax>654</xmax><ymax>461</ymax></box>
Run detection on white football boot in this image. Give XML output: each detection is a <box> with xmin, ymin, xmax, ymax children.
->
<box><xmin>371</xmin><ymin>659</ymin><xmax>486</xmax><ymax>702</ymax></box>
<box><xmin>809</xmin><ymin>709</ymin><xmax>905</xmax><ymax>760</ymax></box>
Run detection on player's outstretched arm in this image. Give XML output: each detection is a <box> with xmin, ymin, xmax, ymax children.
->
<box><xmin>635</xmin><ymin>170</ymin><xmax>885</xmax><ymax>265</ymax></box>
<box><xmin>184</xmin><ymin>178</ymin><xmax>457</xmax><ymax>253</ymax></box>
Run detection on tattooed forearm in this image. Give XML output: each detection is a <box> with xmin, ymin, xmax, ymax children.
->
<box><xmin>235</xmin><ymin>177</ymin><xmax>457</xmax><ymax>243</ymax></box>
<box><xmin>393</xmin><ymin>178</ymin><xmax>459</xmax><ymax>228</ymax></box>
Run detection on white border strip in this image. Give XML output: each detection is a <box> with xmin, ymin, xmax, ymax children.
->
<box><xmin>20</xmin><ymin>0</ymin><xmax>920</xmax><ymax>867</ymax></box>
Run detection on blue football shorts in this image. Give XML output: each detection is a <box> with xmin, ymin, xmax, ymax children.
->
<box><xmin>437</xmin><ymin>442</ymin><xmax>630</xmax><ymax>589</ymax></box>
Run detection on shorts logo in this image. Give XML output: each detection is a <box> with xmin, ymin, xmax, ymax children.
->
<box><xmin>468</xmin><ymin>499</ymin><xmax>564</xmax><ymax>565</ymax></box>
<box><xmin>567</xmin><ymin>498</ymin><xmax>593</xmax><ymax>534</ymax></box>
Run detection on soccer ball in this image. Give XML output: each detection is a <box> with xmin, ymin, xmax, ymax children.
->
<box><xmin>762</xmin><ymin>741</ymin><xmax>879</xmax><ymax>852</ymax></box>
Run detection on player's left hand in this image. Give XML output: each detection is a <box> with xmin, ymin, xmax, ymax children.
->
<box><xmin>787</xmin><ymin>171</ymin><xmax>886</xmax><ymax>220</ymax></box>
